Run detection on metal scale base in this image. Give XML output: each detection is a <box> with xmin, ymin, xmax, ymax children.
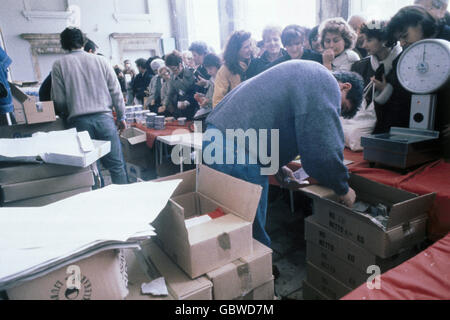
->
<box><xmin>361</xmin><ymin>127</ymin><xmax>440</xmax><ymax>169</ymax></box>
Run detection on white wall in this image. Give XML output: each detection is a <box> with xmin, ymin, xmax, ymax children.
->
<box><xmin>0</xmin><ymin>0</ymin><xmax>172</xmax><ymax>82</ymax></box>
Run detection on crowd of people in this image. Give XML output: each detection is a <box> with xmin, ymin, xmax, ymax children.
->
<box><xmin>0</xmin><ymin>0</ymin><xmax>448</xmax><ymax>271</ymax></box>
<box><xmin>109</xmin><ymin>2</ymin><xmax>449</xmax><ymax>139</ymax></box>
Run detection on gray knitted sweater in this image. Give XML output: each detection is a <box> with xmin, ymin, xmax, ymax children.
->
<box><xmin>206</xmin><ymin>60</ymin><xmax>349</xmax><ymax>195</ymax></box>
<box><xmin>51</xmin><ymin>49</ymin><xmax>125</xmax><ymax>121</ymax></box>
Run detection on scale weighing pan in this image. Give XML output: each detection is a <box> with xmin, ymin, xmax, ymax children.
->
<box><xmin>361</xmin><ymin>127</ymin><xmax>440</xmax><ymax>169</ymax></box>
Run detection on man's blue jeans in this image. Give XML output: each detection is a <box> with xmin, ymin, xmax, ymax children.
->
<box><xmin>68</xmin><ymin>113</ymin><xmax>128</xmax><ymax>185</ymax></box>
<box><xmin>202</xmin><ymin>124</ymin><xmax>271</xmax><ymax>248</ymax></box>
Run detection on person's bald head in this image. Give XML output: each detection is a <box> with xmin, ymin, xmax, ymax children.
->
<box><xmin>348</xmin><ymin>15</ymin><xmax>367</xmax><ymax>47</ymax></box>
<box><xmin>414</xmin><ymin>0</ymin><xmax>449</xmax><ymax>20</ymax></box>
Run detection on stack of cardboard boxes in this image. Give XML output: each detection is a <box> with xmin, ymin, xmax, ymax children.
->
<box><xmin>0</xmin><ymin>163</ymin><xmax>94</xmax><ymax>207</ymax></box>
<box><xmin>302</xmin><ymin>174</ymin><xmax>435</xmax><ymax>300</ymax></box>
<box><xmin>125</xmin><ymin>165</ymin><xmax>275</xmax><ymax>300</ymax></box>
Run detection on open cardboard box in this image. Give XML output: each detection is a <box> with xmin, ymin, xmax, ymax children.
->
<box><xmin>153</xmin><ymin>165</ymin><xmax>262</xmax><ymax>279</ymax></box>
<box><xmin>119</xmin><ymin>127</ymin><xmax>151</xmax><ymax>167</ymax></box>
<box><xmin>9</xmin><ymin>82</ymin><xmax>55</xmax><ymax>125</ymax></box>
<box><xmin>302</xmin><ymin>174</ymin><xmax>435</xmax><ymax>258</ymax></box>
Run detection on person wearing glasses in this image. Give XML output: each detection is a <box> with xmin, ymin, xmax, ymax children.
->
<box><xmin>164</xmin><ymin>51</ymin><xmax>199</xmax><ymax>120</ymax></box>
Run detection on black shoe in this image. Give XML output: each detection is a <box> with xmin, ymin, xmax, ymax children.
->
<box><xmin>273</xmin><ymin>264</ymin><xmax>280</xmax><ymax>280</ymax></box>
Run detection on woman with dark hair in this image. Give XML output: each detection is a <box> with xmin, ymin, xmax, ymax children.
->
<box><xmin>371</xmin><ymin>5</ymin><xmax>450</xmax><ymax>134</ymax></box>
<box><xmin>196</xmin><ymin>53</ymin><xmax>222</xmax><ymax>110</ymax></box>
<box><xmin>309</xmin><ymin>25</ymin><xmax>323</xmax><ymax>53</ymax></box>
<box><xmin>132</xmin><ymin>58</ymin><xmax>152</xmax><ymax>105</ymax></box>
<box><xmin>351</xmin><ymin>20</ymin><xmax>403</xmax><ymax>134</ymax></box>
<box><xmin>212</xmin><ymin>30</ymin><xmax>258</xmax><ymax>107</ymax></box>
<box><xmin>386</xmin><ymin>5</ymin><xmax>450</xmax><ymax>48</ymax></box>
<box><xmin>164</xmin><ymin>50</ymin><xmax>198</xmax><ymax>119</ymax></box>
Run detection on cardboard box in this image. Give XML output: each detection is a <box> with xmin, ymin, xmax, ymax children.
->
<box><xmin>140</xmin><ymin>240</ymin><xmax>213</xmax><ymax>300</ymax></box>
<box><xmin>236</xmin><ymin>277</ymin><xmax>275</xmax><ymax>300</ymax></box>
<box><xmin>306</xmin><ymin>262</ymin><xmax>352</xmax><ymax>300</ymax></box>
<box><xmin>305</xmin><ymin>216</ymin><xmax>417</xmax><ymax>285</ymax></box>
<box><xmin>206</xmin><ymin>240</ymin><xmax>273</xmax><ymax>300</ymax></box>
<box><xmin>302</xmin><ymin>174</ymin><xmax>435</xmax><ymax>258</ymax></box>
<box><xmin>302</xmin><ymin>281</ymin><xmax>329</xmax><ymax>300</ymax></box>
<box><xmin>0</xmin><ymin>118</ymin><xmax>65</xmax><ymax>139</ymax></box>
<box><xmin>120</xmin><ymin>127</ymin><xmax>152</xmax><ymax>167</ymax></box>
<box><xmin>2</xmin><ymin>187</ymin><xmax>92</xmax><ymax>207</ymax></box>
<box><xmin>153</xmin><ymin>165</ymin><xmax>262</xmax><ymax>279</ymax></box>
<box><xmin>10</xmin><ymin>82</ymin><xmax>56</xmax><ymax>125</ymax></box>
<box><xmin>7</xmin><ymin>249</ymin><xmax>128</xmax><ymax>300</ymax></box>
<box><xmin>123</xmin><ymin>248</ymin><xmax>174</xmax><ymax>300</ymax></box>
<box><xmin>1</xmin><ymin>170</ymin><xmax>94</xmax><ymax>204</ymax></box>
<box><xmin>0</xmin><ymin>163</ymin><xmax>90</xmax><ymax>185</ymax></box>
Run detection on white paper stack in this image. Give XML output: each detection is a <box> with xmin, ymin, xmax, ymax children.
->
<box><xmin>0</xmin><ymin>128</ymin><xmax>111</xmax><ymax>167</ymax></box>
<box><xmin>0</xmin><ymin>179</ymin><xmax>181</xmax><ymax>290</ymax></box>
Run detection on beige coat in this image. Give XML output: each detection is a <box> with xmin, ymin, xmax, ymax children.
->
<box><xmin>212</xmin><ymin>61</ymin><xmax>248</xmax><ymax>107</ymax></box>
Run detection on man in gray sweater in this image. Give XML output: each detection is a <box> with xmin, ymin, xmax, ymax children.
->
<box><xmin>52</xmin><ymin>27</ymin><xmax>128</xmax><ymax>184</ymax></box>
<box><xmin>204</xmin><ymin>60</ymin><xmax>363</xmax><ymax>247</ymax></box>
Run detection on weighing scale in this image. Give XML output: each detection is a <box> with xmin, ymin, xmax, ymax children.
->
<box><xmin>361</xmin><ymin>39</ymin><xmax>450</xmax><ymax>169</ymax></box>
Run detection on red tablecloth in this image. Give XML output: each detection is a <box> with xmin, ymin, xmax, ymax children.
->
<box><xmin>341</xmin><ymin>232</ymin><xmax>450</xmax><ymax>300</ymax></box>
<box><xmin>273</xmin><ymin>149</ymin><xmax>450</xmax><ymax>241</ymax></box>
<box><xmin>134</xmin><ymin>122</ymin><xmax>193</xmax><ymax>148</ymax></box>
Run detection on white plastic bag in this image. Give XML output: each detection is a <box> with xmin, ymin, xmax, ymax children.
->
<box><xmin>341</xmin><ymin>97</ymin><xmax>377</xmax><ymax>151</ymax></box>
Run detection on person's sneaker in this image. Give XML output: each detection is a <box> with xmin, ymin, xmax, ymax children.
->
<box><xmin>273</xmin><ymin>264</ymin><xmax>280</xmax><ymax>280</ymax></box>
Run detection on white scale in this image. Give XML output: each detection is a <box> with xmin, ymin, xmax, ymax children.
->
<box><xmin>361</xmin><ymin>39</ymin><xmax>450</xmax><ymax>169</ymax></box>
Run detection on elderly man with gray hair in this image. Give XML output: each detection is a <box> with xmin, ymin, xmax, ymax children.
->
<box><xmin>414</xmin><ymin>0</ymin><xmax>449</xmax><ymax>21</ymax></box>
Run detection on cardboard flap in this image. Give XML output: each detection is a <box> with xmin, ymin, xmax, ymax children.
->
<box><xmin>142</xmin><ymin>241</ymin><xmax>212</xmax><ymax>300</ymax></box>
<box><xmin>153</xmin><ymin>200</ymin><xmax>190</xmax><ymax>244</ymax></box>
<box><xmin>120</xmin><ymin>128</ymin><xmax>147</xmax><ymax>145</ymax></box>
<box><xmin>301</xmin><ymin>184</ymin><xmax>337</xmax><ymax>201</ymax></box>
<box><xmin>349</xmin><ymin>174</ymin><xmax>416</xmax><ymax>203</ymax></box>
<box><xmin>197</xmin><ymin>165</ymin><xmax>262</xmax><ymax>222</ymax></box>
<box><xmin>154</xmin><ymin>170</ymin><xmax>196</xmax><ymax>198</ymax></box>
<box><xmin>9</xmin><ymin>82</ymin><xmax>29</xmax><ymax>103</ymax></box>
<box><xmin>387</xmin><ymin>193</ymin><xmax>435</xmax><ymax>229</ymax></box>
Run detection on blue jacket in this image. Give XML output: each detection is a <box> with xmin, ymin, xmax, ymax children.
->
<box><xmin>206</xmin><ymin>60</ymin><xmax>349</xmax><ymax>195</ymax></box>
<box><xmin>0</xmin><ymin>47</ymin><xmax>13</xmax><ymax>114</ymax></box>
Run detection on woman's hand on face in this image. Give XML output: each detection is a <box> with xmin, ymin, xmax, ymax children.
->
<box><xmin>322</xmin><ymin>49</ymin><xmax>335</xmax><ymax>70</ymax></box>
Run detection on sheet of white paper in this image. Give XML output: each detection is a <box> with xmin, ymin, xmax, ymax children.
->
<box><xmin>0</xmin><ymin>129</ymin><xmax>89</xmax><ymax>160</ymax></box>
<box><xmin>293</xmin><ymin>168</ymin><xmax>309</xmax><ymax>181</ymax></box>
<box><xmin>185</xmin><ymin>215</ymin><xmax>211</xmax><ymax>229</ymax></box>
<box><xmin>0</xmin><ymin>179</ymin><xmax>181</xmax><ymax>281</ymax></box>
<box><xmin>141</xmin><ymin>277</ymin><xmax>168</xmax><ymax>296</ymax></box>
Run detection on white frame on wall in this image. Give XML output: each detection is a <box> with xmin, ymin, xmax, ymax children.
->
<box><xmin>112</xmin><ymin>0</ymin><xmax>152</xmax><ymax>23</ymax></box>
<box><xmin>21</xmin><ymin>0</ymin><xmax>73</xmax><ymax>21</ymax></box>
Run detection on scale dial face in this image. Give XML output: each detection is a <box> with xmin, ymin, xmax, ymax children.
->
<box><xmin>397</xmin><ymin>39</ymin><xmax>450</xmax><ymax>94</ymax></box>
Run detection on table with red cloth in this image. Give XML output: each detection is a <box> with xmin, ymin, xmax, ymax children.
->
<box><xmin>275</xmin><ymin>149</ymin><xmax>450</xmax><ymax>241</ymax></box>
<box><xmin>341</xmin><ymin>232</ymin><xmax>450</xmax><ymax>300</ymax></box>
<box><xmin>133</xmin><ymin>122</ymin><xmax>194</xmax><ymax>149</ymax></box>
